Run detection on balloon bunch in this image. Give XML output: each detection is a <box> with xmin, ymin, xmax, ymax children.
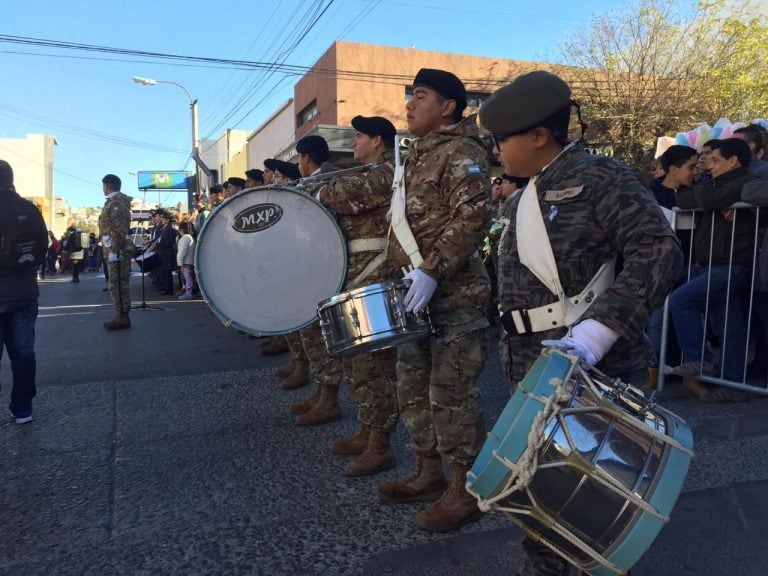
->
<box><xmin>655</xmin><ymin>118</ymin><xmax>748</xmax><ymax>158</ymax></box>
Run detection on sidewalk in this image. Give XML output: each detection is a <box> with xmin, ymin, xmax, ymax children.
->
<box><xmin>1</xmin><ymin>272</ymin><xmax>767</xmax><ymax>575</ymax></box>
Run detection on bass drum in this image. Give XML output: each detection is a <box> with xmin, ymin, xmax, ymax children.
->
<box><xmin>195</xmin><ymin>186</ymin><xmax>347</xmax><ymax>336</ymax></box>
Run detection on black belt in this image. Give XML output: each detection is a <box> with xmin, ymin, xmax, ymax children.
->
<box><xmin>499</xmin><ymin>308</ymin><xmax>531</xmax><ymax>336</ymax></box>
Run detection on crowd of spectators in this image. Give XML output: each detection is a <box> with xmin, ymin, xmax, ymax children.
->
<box><xmin>646</xmin><ymin>123</ymin><xmax>768</xmax><ymax>400</ymax></box>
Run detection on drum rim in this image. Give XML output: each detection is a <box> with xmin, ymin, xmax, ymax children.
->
<box><xmin>195</xmin><ymin>185</ymin><xmax>348</xmax><ymax>336</ymax></box>
<box><xmin>317</xmin><ymin>279</ymin><xmax>411</xmax><ymax>309</ymax></box>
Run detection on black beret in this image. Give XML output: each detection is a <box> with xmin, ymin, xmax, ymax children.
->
<box><xmin>245</xmin><ymin>169</ymin><xmax>264</xmax><ymax>181</ymax></box>
<box><xmin>227</xmin><ymin>177</ymin><xmax>246</xmax><ymax>188</ymax></box>
<box><xmin>295</xmin><ymin>135</ymin><xmax>329</xmax><ymax>157</ymax></box>
<box><xmin>263</xmin><ymin>158</ymin><xmax>278</xmax><ymax>171</ymax></box>
<box><xmin>273</xmin><ymin>160</ymin><xmax>301</xmax><ymax>181</ymax></box>
<box><xmin>351</xmin><ymin>115</ymin><xmax>397</xmax><ymax>140</ymax></box>
<box><xmin>480</xmin><ymin>71</ymin><xmax>572</xmax><ymax>136</ymax></box>
<box><xmin>413</xmin><ymin>68</ymin><xmax>467</xmax><ymax>113</ymax></box>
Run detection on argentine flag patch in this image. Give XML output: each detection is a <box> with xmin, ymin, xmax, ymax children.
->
<box><xmin>467</xmin><ymin>164</ymin><xmax>481</xmax><ymax>174</ymax></box>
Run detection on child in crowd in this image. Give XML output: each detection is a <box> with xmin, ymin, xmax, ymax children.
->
<box><xmin>176</xmin><ymin>221</ymin><xmax>196</xmax><ymax>300</ymax></box>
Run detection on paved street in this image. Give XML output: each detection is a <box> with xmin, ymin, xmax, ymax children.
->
<box><xmin>2</xmin><ymin>271</ymin><xmax>768</xmax><ymax>576</ymax></box>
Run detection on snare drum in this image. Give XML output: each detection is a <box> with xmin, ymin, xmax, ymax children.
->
<box><xmin>317</xmin><ymin>280</ymin><xmax>431</xmax><ymax>357</ymax></box>
<box><xmin>195</xmin><ymin>186</ymin><xmax>347</xmax><ymax>336</ymax></box>
<box><xmin>467</xmin><ymin>349</ymin><xmax>694</xmax><ymax>576</ymax></box>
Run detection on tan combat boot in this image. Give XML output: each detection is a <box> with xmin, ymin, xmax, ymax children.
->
<box><xmin>345</xmin><ymin>428</ymin><xmax>395</xmax><ymax>477</ymax></box>
<box><xmin>415</xmin><ymin>462</ymin><xmax>482</xmax><ymax>532</ymax></box>
<box><xmin>640</xmin><ymin>367</ymin><xmax>659</xmax><ymax>391</ymax></box>
<box><xmin>261</xmin><ymin>337</ymin><xmax>289</xmax><ymax>356</ymax></box>
<box><xmin>295</xmin><ymin>386</ymin><xmax>341</xmax><ymax>426</ymax></box>
<box><xmin>377</xmin><ymin>452</ymin><xmax>447</xmax><ymax>503</ymax></box>
<box><xmin>290</xmin><ymin>385</ymin><xmax>321</xmax><ymax>415</ymax></box>
<box><xmin>104</xmin><ymin>313</ymin><xmax>131</xmax><ymax>331</ymax></box>
<box><xmin>280</xmin><ymin>360</ymin><xmax>310</xmax><ymax>390</ymax></box>
<box><xmin>330</xmin><ymin>424</ymin><xmax>370</xmax><ymax>455</ymax></box>
<box><xmin>275</xmin><ymin>359</ymin><xmax>297</xmax><ymax>378</ymax></box>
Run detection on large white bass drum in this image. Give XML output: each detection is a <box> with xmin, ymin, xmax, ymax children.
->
<box><xmin>195</xmin><ymin>186</ymin><xmax>347</xmax><ymax>336</ymax></box>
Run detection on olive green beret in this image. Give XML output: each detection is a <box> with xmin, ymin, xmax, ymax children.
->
<box><xmin>480</xmin><ymin>70</ymin><xmax>572</xmax><ymax>136</ymax></box>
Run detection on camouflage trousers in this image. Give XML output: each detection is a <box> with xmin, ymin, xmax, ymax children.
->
<box><xmin>107</xmin><ymin>258</ymin><xmax>131</xmax><ymax>314</ymax></box>
<box><xmin>396</xmin><ymin>307</ymin><xmax>487</xmax><ymax>466</ymax></box>
<box><xmin>300</xmin><ymin>322</ymin><xmax>343</xmax><ymax>388</ymax></box>
<box><xmin>285</xmin><ymin>332</ymin><xmax>306</xmax><ymax>362</ymax></box>
<box><xmin>341</xmin><ymin>348</ymin><xmax>398</xmax><ymax>432</ymax></box>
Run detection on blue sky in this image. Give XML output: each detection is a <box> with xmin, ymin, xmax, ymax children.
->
<box><xmin>0</xmin><ymin>0</ymin><xmax>627</xmax><ymax>207</ymax></box>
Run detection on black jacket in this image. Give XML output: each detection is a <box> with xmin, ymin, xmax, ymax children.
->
<box><xmin>0</xmin><ymin>188</ymin><xmax>40</xmax><ymax>301</ymax></box>
<box><xmin>677</xmin><ymin>167</ymin><xmax>758</xmax><ymax>267</ymax></box>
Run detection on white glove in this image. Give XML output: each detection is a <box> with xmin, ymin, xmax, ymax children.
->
<box><xmin>403</xmin><ymin>269</ymin><xmax>437</xmax><ymax>313</ymax></box>
<box><xmin>542</xmin><ymin>319</ymin><xmax>619</xmax><ymax>366</ymax></box>
<box><xmin>108</xmin><ymin>252</ymin><xmax>120</xmax><ymax>262</ymax></box>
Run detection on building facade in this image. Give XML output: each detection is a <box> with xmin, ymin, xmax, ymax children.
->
<box><xmin>245</xmin><ymin>41</ymin><xmax>541</xmax><ymax>169</ymax></box>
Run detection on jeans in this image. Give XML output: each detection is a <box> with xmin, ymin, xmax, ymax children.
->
<box><xmin>669</xmin><ymin>264</ymin><xmax>749</xmax><ymax>381</ymax></box>
<box><xmin>0</xmin><ymin>298</ymin><xmax>38</xmax><ymax>415</ymax></box>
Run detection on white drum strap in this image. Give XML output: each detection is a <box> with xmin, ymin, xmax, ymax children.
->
<box><xmin>507</xmin><ymin>258</ymin><xmax>616</xmax><ymax>335</ymax></box>
<box><xmin>347</xmin><ymin>238</ymin><xmax>387</xmax><ymax>253</ymax></box>
<box><xmin>513</xmin><ymin>177</ymin><xmax>614</xmax><ymax>332</ymax></box>
<box><xmin>347</xmin><ymin>242</ymin><xmax>389</xmax><ymax>290</ymax></box>
<box><xmin>388</xmin><ymin>140</ymin><xmax>424</xmax><ymax>269</ymax></box>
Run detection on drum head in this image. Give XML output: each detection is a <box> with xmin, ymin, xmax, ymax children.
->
<box><xmin>196</xmin><ymin>186</ymin><xmax>347</xmax><ymax>336</ymax></box>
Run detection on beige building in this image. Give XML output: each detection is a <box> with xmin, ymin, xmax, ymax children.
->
<box><xmin>0</xmin><ymin>134</ymin><xmax>57</xmax><ymax>229</ymax></box>
<box><xmin>246</xmin><ymin>99</ymin><xmax>295</xmax><ymax>170</ymax></box>
<box><xmin>199</xmin><ymin>129</ymin><xmax>249</xmax><ymax>192</ymax></box>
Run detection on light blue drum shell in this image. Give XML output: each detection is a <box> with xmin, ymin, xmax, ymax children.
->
<box><xmin>317</xmin><ymin>280</ymin><xmax>431</xmax><ymax>357</ymax></box>
<box><xmin>467</xmin><ymin>349</ymin><xmax>693</xmax><ymax>575</ymax></box>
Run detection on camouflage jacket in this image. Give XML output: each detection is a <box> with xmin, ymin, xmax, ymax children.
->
<box><xmin>497</xmin><ymin>144</ymin><xmax>683</xmax><ymax>375</ymax></box>
<box><xmin>98</xmin><ymin>192</ymin><xmax>134</xmax><ymax>257</ymax></box>
<box><xmin>387</xmin><ymin>114</ymin><xmax>492</xmax><ymax>313</ymax></box>
<box><xmin>317</xmin><ymin>149</ymin><xmax>394</xmax><ymax>286</ymax></box>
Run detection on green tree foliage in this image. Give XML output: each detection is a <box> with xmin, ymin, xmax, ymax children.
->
<box><xmin>557</xmin><ymin>0</ymin><xmax>768</xmax><ymax>168</ymax></box>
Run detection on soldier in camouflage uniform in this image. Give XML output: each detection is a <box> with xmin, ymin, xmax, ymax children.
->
<box><xmin>376</xmin><ymin>69</ymin><xmax>492</xmax><ymax>533</ymax></box>
<box><xmin>292</xmin><ymin>135</ymin><xmax>345</xmax><ymax>426</ymax></box>
<box><xmin>99</xmin><ymin>174</ymin><xmax>134</xmax><ymax>330</ymax></box>
<box><xmin>480</xmin><ymin>71</ymin><xmax>683</xmax><ymax>575</ymax></box>
<box><xmin>304</xmin><ymin>115</ymin><xmax>400</xmax><ymax>476</ymax></box>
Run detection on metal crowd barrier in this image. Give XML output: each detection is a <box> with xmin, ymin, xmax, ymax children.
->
<box><xmin>657</xmin><ymin>203</ymin><xmax>768</xmax><ymax>396</ymax></box>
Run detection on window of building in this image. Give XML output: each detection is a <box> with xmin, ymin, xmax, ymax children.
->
<box><xmin>297</xmin><ymin>100</ymin><xmax>319</xmax><ymax>127</ymax></box>
<box><xmin>405</xmin><ymin>87</ymin><xmax>490</xmax><ymax>109</ymax></box>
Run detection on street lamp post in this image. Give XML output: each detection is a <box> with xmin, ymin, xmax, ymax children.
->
<box><xmin>132</xmin><ymin>76</ymin><xmax>205</xmax><ymax>210</ymax></box>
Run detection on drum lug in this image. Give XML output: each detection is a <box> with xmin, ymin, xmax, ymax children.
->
<box><xmin>350</xmin><ymin>307</ymin><xmax>361</xmax><ymax>329</ymax></box>
<box><xmin>390</xmin><ymin>296</ymin><xmax>404</xmax><ymax>324</ymax></box>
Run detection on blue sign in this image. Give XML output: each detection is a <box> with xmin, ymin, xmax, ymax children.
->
<box><xmin>137</xmin><ymin>171</ymin><xmax>189</xmax><ymax>190</ymax></box>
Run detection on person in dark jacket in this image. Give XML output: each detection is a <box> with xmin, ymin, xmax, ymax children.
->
<box><xmin>670</xmin><ymin>138</ymin><xmax>765</xmax><ymax>395</ymax></box>
<box><xmin>153</xmin><ymin>210</ymin><xmax>177</xmax><ymax>295</ymax></box>
<box><xmin>0</xmin><ymin>159</ymin><xmax>44</xmax><ymax>423</ymax></box>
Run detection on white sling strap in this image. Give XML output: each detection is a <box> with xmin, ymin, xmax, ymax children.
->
<box><xmin>511</xmin><ymin>174</ymin><xmax>615</xmax><ymax>333</ymax></box>
<box><xmin>388</xmin><ymin>135</ymin><xmax>424</xmax><ymax>269</ymax></box>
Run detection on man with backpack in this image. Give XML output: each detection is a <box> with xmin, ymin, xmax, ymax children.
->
<box><xmin>0</xmin><ymin>159</ymin><xmax>48</xmax><ymax>424</ymax></box>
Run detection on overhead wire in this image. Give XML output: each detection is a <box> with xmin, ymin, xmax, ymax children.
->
<box><xmin>0</xmin><ymin>102</ymin><xmax>188</xmax><ymax>154</ymax></box>
<box><xmin>204</xmin><ymin>0</ymin><xmax>337</xmax><ymax>137</ymax></box>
